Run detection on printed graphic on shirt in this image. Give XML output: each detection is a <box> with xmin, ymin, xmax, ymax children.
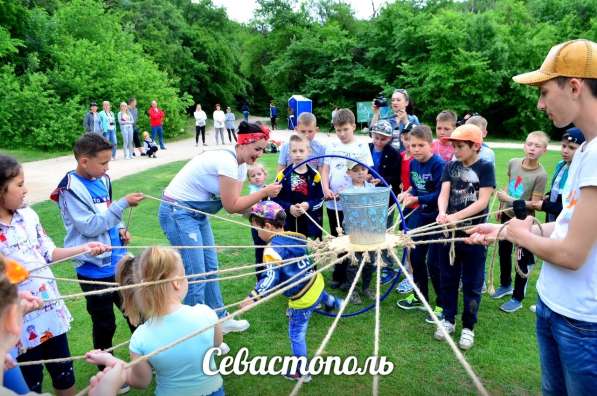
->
<box><xmin>448</xmin><ymin>164</ymin><xmax>480</xmax><ymax>211</ymax></box>
<box><xmin>411</xmin><ymin>172</ymin><xmax>434</xmax><ymax>194</ymax></box>
<box><xmin>508</xmin><ymin>176</ymin><xmax>525</xmax><ymax>199</ymax></box>
<box><xmin>290</xmin><ymin>173</ymin><xmax>309</xmax><ymax>196</ymax></box>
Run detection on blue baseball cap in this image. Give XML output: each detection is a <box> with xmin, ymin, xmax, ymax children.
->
<box><xmin>563</xmin><ymin>127</ymin><xmax>585</xmax><ymax>145</ymax></box>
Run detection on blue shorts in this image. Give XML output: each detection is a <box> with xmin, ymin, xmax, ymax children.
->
<box><xmin>16</xmin><ymin>333</ymin><xmax>75</xmax><ymax>392</ymax></box>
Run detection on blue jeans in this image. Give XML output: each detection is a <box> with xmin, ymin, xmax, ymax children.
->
<box><xmin>103</xmin><ymin>129</ymin><xmax>117</xmax><ymax>158</ymax></box>
<box><xmin>287</xmin><ymin>291</ymin><xmax>338</xmax><ymax>370</ymax></box>
<box><xmin>438</xmin><ymin>241</ymin><xmax>486</xmax><ymax>330</ymax></box>
<box><xmin>242</xmin><ymin>111</ymin><xmax>249</xmax><ymax>122</ymax></box>
<box><xmin>158</xmin><ymin>200</ymin><xmax>226</xmax><ymax>317</ymax></box>
<box><xmin>536</xmin><ymin>298</ymin><xmax>597</xmax><ymax>396</ymax></box>
<box><xmin>151</xmin><ymin>125</ymin><xmax>165</xmax><ymax>149</ymax></box>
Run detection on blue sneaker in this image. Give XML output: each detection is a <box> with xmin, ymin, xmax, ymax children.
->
<box><xmin>396</xmin><ymin>278</ymin><xmax>413</xmax><ymax>294</ymax></box>
<box><xmin>491</xmin><ymin>285</ymin><xmax>513</xmax><ymax>299</ymax></box>
<box><xmin>500</xmin><ymin>299</ymin><xmax>523</xmax><ymax>313</ymax></box>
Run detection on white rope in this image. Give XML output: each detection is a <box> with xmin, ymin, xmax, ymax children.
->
<box><xmin>289</xmin><ymin>255</ymin><xmax>367</xmax><ymax>396</ymax></box>
<box><xmin>331</xmin><ymin>195</ymin><xmax>343</xmax><ymax>236</ymax></box>
<box><xmin>387</xmin><ymin>250</ymin><xmax>489</xmax><ymax>396</ymax></box>
<box><xmin>372</xmin><ymin>250</ymin><xmax>382</xmax><ymax>396</ymax></box>
<box><xmin>144</xmin><ymin>194</ymin><xmax>307</xmax><ymax>243</ymax></box>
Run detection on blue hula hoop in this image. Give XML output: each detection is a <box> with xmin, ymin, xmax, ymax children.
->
<box><xmin>277</xmin><ymin>153</ymin><xmax>409</xmax><ymax>318</ymax></box>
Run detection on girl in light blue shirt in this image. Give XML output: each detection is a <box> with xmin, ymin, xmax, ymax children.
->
<box><xmin>85</xmin><ymin>247</ymin><xmax>225</xmax><ymax>396</ymax></box>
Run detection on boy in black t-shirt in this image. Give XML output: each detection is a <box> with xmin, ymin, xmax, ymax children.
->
<box><xmin>435</xmin><ymin>124</ymin><xmax>495</xmax><ymax>350</ymax></box>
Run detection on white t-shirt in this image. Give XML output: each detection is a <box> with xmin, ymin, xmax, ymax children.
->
<box><xmin>165</xmin><ymin>147</ymin><xmax>247</xmax><ymax>202</ymax></box>
<box><xmin>537</xmin><ymin>137</ymin><xmax>597</xmax><ymax>322</ymax></box>
<box><xmin>324</xmin><ymin>139</ymin><xmax>373</xmax><ymax>210</ymax></box>
<box><xmin>129</xmin><ymin>304</ymin><xmax>223</xmax><ymax>396</ymax></box>
<box><xmin>194</xmin><ymin>110</ymin><xmax>207</xmax><ymax>127</ymax></box>
<box><xmin>213</xmin><ymin>110</ymin><xmax>225</xmax><ymax>128</ymax></box>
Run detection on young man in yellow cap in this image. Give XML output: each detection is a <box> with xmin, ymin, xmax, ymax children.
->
<box><xmin>433</xmin><ymin>123</ymin><xmax>496</xmax><ymax>350</ymax></box>
<box><xmin>467</xmin><ymin>39</ymin><xmax>597</xmax><ymax>394</ymax></box>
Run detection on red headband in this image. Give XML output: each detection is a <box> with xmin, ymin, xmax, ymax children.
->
<box><xmin>237</xmin><ymin>125</ymin><xmax>270</xmax><ymax>145</ymax></box>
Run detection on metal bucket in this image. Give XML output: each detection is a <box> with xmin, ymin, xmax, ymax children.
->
<box><xmin>340</xmin><ymin>187</ymin><xmax>390</xmax><ymax>245</ymax></box>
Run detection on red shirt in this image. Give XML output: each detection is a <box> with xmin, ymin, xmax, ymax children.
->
<box><xmin>432</xmin><ymin>139</ymin><xmax>454</xmax><ymax>162</ymax></box>
<box><xmin>401</xmin><ymin>152</ymin><xmax>419</xmax><ymax>209</ymax></box>
<box><xmin>148</xmin><ymin>107</ymin><xmax>165</xmax><ymax>127</ymax></box>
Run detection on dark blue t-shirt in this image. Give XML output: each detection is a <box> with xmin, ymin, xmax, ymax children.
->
<box><xmin>409</xmin><ymin>154</ymin><xmax>445</xmax><ymax>215</ymax></box>
<box><xmin>440</xmin><ymin>159</ymin><xmax>496</xmax><ymax>226</ymax></box>
<box><xmin>73</xmin><ymin>174</ymin><xmax>125</xmax><ymax>278</ymax></box>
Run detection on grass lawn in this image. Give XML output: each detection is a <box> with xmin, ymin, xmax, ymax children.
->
<box><xmin>32</xmin><ymin>148</ymin><xmax>561</xmax><ymax>395</ymax></box>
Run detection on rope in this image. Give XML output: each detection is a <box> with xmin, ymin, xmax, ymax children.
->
<box><xmin>407</xmin><ymin>208</ymin><xmax>508</xmax><ymax>237</ymax></box>
<box><xmin>486</xmin><ymin>217</ymin><xmax>544</xmax><ymax>295</ymax></box>
<box><xmin>289</xmin><ymin>255</ymin><xmax>367</xmax><ymax>396</ymax></box>
<box><xmin>124</xmin><ymin>207</ymin><xmax>134</xmax><ymax>232</ymax></box>
<box><xmin>28</xmin><ymin>275</ymin><xmax>118</xmax><ymax>286</ymax></box>
<box><xmin>372</xmin><ymin>251</ymin><xmax>382</xmax><ymax>396</ymax></box>
<box><xmin>300</xmin><ymin>207</ymin><xmax>331</xmax><ymax>237</ymax></box>
<box><xmin>41</xmin><ymin>254</ymin><xmax>319</xmax><ymax>302</ymax></box>
<box><xmin>17</xmin><ymin>340</ymin><xmax>130</xmax><ymax>367</ymax></box>
<box><xmin>331</xmin><ymin>195</ymin><xmax>343</xmax><ymax>236</ymax></box>
<box><xmin>386</xmin><ymin>249</ymin><xmax>489</xmax><ymax>396</ymax></box>
<box><xmin>144</xmin><ymin>194</ymin><xmax>307</xmax><ymax>243</ymax></box>
<box><xmin>407</xmin><ymin>224</ymin><xmax>475</xmax><ymax>238</ymax></box>
<box><xmin>74</xmin><ymin>254</ymin><xmax>348</xmax><ymax>396</ymax></box>
<box><xmin>211</xmin><ymin>252</ymin><xmax>335</xmax><ymax>313</ymax></box>
<box><xmin>27</xmin><ymin>250</ymin><xmax>90</xmax><ymax>275</ymax></box>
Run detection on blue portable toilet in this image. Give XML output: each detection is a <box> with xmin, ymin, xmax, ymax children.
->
<box><xmin>287</xmin><ymin>95</ymin><xmax>312</xmax><ymax>130</ymax></box>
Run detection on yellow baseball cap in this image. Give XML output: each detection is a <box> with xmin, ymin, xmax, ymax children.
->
<box><xmin>513</xmin><ymin>39</ymin><xmax>597</xmax><ymax>86</ymax></box>
<box><xmin>447</xmin><ymin>124</ymin><xmax>483</xmax><ymax>145</ymax></box>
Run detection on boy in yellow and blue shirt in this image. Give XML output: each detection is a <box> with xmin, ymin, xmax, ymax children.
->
<box><xmin>240</xmin><ymin>200</ymin><xmax>342</xmax><ymax>382</ymax></box>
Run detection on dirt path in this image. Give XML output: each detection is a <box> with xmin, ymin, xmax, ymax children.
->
<box><xmin>23</xmin><ymin>118</ymin><xmax>557</xmax><ymax>204</ymax></box>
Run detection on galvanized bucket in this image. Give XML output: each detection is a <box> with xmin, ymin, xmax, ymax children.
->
<box><xmin>340</xmin><ymin>186</ymin><xmax>390</xmax><ymax>245</ymax></box>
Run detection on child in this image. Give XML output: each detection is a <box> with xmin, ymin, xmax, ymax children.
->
<box><xmin>395</xmin><ymin>130</ymin><xmax>417</xmax><ymax>295</ymax></box>
<box><xmin>274</xmin><ymin>134</ymin><xmax>324</xmax><ymax>240</ymax></box>
<box><xmin>51</xmin><ymin>133</ymin><xmax>144</xmax><ymax>366</ymax></box>
<box><xmin>86</xmin><ymin>247</ymin><xmax>225</xmax><ymax>395</ymax></box>
<box><xmin>465</xmin><ymin>115</ymin><xmax>495</xmax><ymax>165</ymax></box>
<box><xmin>277</xmin><ymin>112</ymin><xmax>327</xmax><ymax>172</ymax></box>
<box><xmin>396</xmin><ymin>125</ymin><xmax>445</xmax><ymax>324</ymax></box>
<box><xmin>0</xmin><ymin>154</ymin><xmax>109</xmax><ymax>395</ymax></box>
<box><xmin>240</xmin><ymin>201</ymin><xmax>342</xmax><ymax>381</ymax></box>
<box><xmin>142</xmin><ymin>131</ymin><xmax>158</xmax><ymax>158</ymax></box>
<box><xmin>432</xmin><ymin>110</ymin><xmax>457</xmax><ymax>162</ymax></box>
<box><xmin>343</xmin><ymin>160</ymin><xmax>377</xmax><ymax>304</ymax></box>
<box><xmin>225</xmin><ymin>107</ymin><xmax>237</xmax><ymax>143</ymax></box>
<box><xmin>247</xmin><ymin>163</ymin><xmax>268</xmax><ymax>278</ymax></box>
<box><xmin>436</xmin><ymin>124</ymin><xmax>495</xmax><ymax>350</ymax></box>
<box><xmin>321</xmin><ymin>108</ymin><xmax>373</xmax><ymax>288</ymax></box>
<box><xmin>529</xmin><ymin>127</ymin><xmax>583</xmax><ymax>223</ymax></box>
<box><xmin>493</xmin><ymin>131</ymin><xmax>549</xmax><ymax>313</ymax></box>
<box><xmin>368</xmin><ymin>120</ymin><xmax>401</xmax><ymax>209</ymax></box>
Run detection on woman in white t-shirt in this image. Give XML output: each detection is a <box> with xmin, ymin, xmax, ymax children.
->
<box><xmin>158</xmin><ymin>121</ymin><xmax>282</xmax><ymax>334</ymax></box>
<box><xmin>212</xmin><ymin>104</ymin><xmax>226</xmax><ymax>145</ymax></box>
<box><xmin>468</xmin><ymin>40</ymin><xmax>597</xmax><ymax>394</ymax></box>
<box><xmin>194</xmin><ymin>104</ymin><xmax>208</xmax><ymax>147</ymax></box>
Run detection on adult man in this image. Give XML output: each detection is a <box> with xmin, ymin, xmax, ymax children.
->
<box><xmin>468</xmin><ymin>39</ymin><xmax>597</xmax><ymax>395</ymax></box>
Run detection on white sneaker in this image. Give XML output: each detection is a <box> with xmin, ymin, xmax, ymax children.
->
<box><xmin>458</xmin><ymin>328</ymin><xmax>475</xmax><ymax>350</ymax></box>
<box><xmin>434</xmin><ymin>319</ymin><xmax>455</xmax><ymax>341</ymax></box>
<box><xmin>221</xmin><ymin>318</ymin><xmax>250</xmax><ymax>334</ymax></box>
<box><xmin>218</xmin><ymin>342</ymin><xmax>230</xmax><ymax>355</ymax></box>
<box><xmin>529</xmin><ymin>304</ymin><xmax>537</xmax><ymax>313</ymax></box>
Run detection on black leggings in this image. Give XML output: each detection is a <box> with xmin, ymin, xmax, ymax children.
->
<box><xmin>77</xmin><ymin>274</ymin><xmax>136</xmax><ymax>368</ymax></box>
<box><xmin>195</xmin><ymin>125</ymin><xmax>206</xmax><ymax>144</ymax></box>
<box><xmin>227</xmin><ymin>128</ymin><xmax>237</xmax><ymax>142</ymax></box>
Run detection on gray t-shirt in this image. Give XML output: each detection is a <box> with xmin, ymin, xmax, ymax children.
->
<box><xmin>503</xmin><ymin>158</ymin><xmax>547</xmax><ymax>217</ymax></box>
